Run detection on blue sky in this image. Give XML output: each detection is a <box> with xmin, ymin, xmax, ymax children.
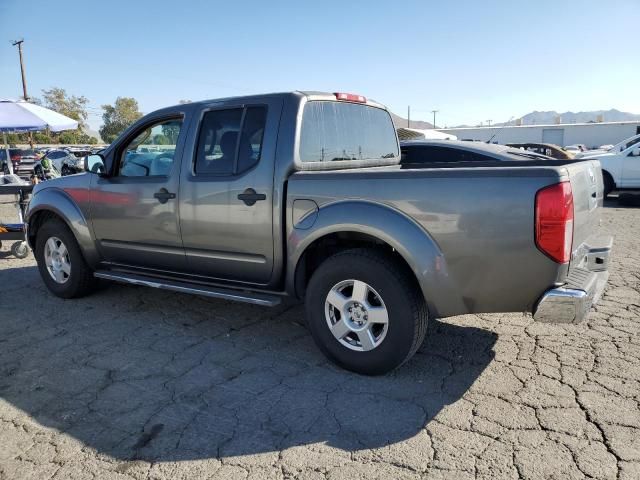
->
<box><xmin>1</xmin><ymin>0</ymin><xmax>638</xmax><ymax>130</ymax></box>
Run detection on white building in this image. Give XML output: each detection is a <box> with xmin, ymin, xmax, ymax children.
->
<box><xmin>396</xmin><ymin>127</ymin><xmax>457</xmax><ymax>141</ymax></box>
<box><xmin>439</xmin><ymin>121</ymin><xmax>640</xmax><ymax>148</ymax></box>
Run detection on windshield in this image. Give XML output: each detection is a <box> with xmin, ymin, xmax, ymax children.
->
<box><xmin>299</xmin><ymin>101</ymin><xmax>399</xmax><ymax>165</ymax></box>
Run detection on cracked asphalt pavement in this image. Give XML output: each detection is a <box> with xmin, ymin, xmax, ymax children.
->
<box><xmin>1</xmin><ymin>198</ymin><xmax>639</xmax><ymax>480</ymax></box>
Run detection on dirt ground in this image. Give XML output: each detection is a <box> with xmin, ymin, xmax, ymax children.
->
<box><xmin>0</xmin><ymin>196</ymin><xmax>639</xmax><ymax>480</ymax></box>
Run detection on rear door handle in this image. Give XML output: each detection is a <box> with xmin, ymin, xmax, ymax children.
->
<box><xmin>154</xmin><ymin>188</ymin><xmax>176</xmax><ymax>204</ymax></box>
<box><xmin>238</xmin><ymin>188</ymin><xmax>266</xmax><ymax>206</ymax></box>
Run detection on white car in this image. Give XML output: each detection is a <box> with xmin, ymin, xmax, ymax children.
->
<box><xmin>579</xmin><ymin>133</ymin><xmax>640</xmax><ymax>196</ymax></box>
<box><xmin>40</xmin><ymin>149</ymin><xmax>84</xmax><ymax>176</ymax></box>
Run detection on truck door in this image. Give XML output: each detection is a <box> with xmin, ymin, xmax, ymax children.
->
<box><xmin>90</xmin><ymin>116</ymin><xmax>187</xmax><ymax>271</ymax></box>
<box><xmin>179</xmin><ymin>98</ymin><xmax>282</xmax><ymax>285</ymax></box>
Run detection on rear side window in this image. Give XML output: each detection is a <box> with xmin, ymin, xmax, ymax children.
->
<box><xmin>299</xmin><ymin>101</ymin><xmax>398</xmax><ymax>164</ymax></box>
<box><xmin>195</xmin><ymin>106</ymin><xmax>267</xmax><ymax>175</ymax></box>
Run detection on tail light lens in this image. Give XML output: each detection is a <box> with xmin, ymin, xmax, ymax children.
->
<box><xmin>535</xmin><ymin>181</ymin><xmax>574</xmax><ymax>263</ymax></box>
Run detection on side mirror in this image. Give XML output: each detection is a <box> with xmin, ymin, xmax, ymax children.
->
<box><xmin>85</xmin><ymin>154</ymin><xmax>106</xmax><ymax>175</ymax></box>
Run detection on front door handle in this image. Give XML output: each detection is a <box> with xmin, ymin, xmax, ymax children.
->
<box><xmin>238</xmin><ymin>188</ymin><xmax>266</xmax><ymax>206</ymax></box>
<box><xmin>154</xmin><ymin>188</ymin><xmax>176</xmax><ymax>204</ymax></box>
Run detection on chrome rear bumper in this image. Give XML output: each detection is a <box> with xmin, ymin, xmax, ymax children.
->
<box><xmin>533</xmin><ymin>236</ymin><xmax>612</xmax><ymax>324</ymax></box>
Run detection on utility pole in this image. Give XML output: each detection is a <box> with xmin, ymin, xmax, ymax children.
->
<box><xmin>12</xmin><ymin>40</ymin><xmax>29</xmax><ymax>101</ymax></box>
<box><xmin>12</xmin><ymin>39</ymin><xmax>33</xmax><ymax>147</ymax></box>
<box><xmin>407</xmin><ymin>106</ymin><xmax>410</xmax><ymax>128</ymax></box>
<box><xmin>486</xmin><ymin>119</ymin><xmax>492</xmax><ymax>126</ymax></box>
<box><xmin>431</xmin><ymin>110</ymin><xmax>438</xmax><ymax>128</ymax></box>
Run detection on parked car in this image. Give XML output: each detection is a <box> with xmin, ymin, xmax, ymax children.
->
<box><xmin>33</xmin><ymin>158</ymin><xmax>61</xmax><ymax>181</ymax></box>
<box><xmin>25</xmin><ymin>91</ymin><xmax>612</xmax><ymax>375</ymax></box>
<box><xmin>40</xmin><ymin>149</ymin><xmax>84</xmax><ymax>175</ymax></box>
<box><xmin>578</xmin><ymin>134</ymin><xmax>640</xmax><ymax>196</ymax></box>
<box><xmin>574</xmin><ymin>134</ymin><xmax>640</xmax><ymax>159</ymax></box>
<box><xmin>0</xmin><ymin>148</ymin><xmax>38</xmax><ymax>179</ymax></box>
<box><xmin>506</xmin><ymin>142</ymin><xmax>574</xmax><ymax>160</ymax></box>
<box><xmin>564</xmin><ymin>145</ymin><xmax>582</xmax><ymax>155</ymax></box>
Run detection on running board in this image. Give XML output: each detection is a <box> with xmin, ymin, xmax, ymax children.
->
<box><xmin>94</xmin><ymin>271</ymin><xmax>282</xmax><ymax>307</ymax></box>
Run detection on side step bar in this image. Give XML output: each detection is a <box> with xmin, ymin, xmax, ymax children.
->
<box><xmin>94</xmin><ymin>271</ymin><xmax>282</xmax><ymax>307</ymax></box>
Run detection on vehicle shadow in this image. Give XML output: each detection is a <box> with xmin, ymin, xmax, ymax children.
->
<box><xmin>604</xmin><ymin>193</ymin><xmax>640</xmax><ymax>208</ymax></box>
<box><xmin>0</xmin><ymin>265</ymin><xmax>497</xmax><ymax>461</ymax></box>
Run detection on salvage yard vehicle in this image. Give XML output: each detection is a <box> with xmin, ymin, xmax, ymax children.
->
<box><xmin>575</xmin><ymin>133</ymin><xmax>640</xmax><ymax>196</ymax></box>
<box><xmin>0</xmin><ymin>148</ymin><xmax>38</xmax><ymax>179</ymax></box>
<box><xmin>506</xmin><ymin>142</ymin><xmax>574</xmax><ymax>160</ymax></box>
<box><xmin>25</xmin><ymin>91</ymin><xmax>612</xmax><ymax>375</ymax></box>
<box><xmin>40</xmin><ymin>149</ymin><xmax>84</xmax><ymax>176</ymax></box>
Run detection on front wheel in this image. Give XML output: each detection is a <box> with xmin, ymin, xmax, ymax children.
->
<box><xmin>35</xmin><ymin>219</ymin><xmax>98</xmax><ymax>298</ymax></box>
<box><xmin>603</xmin><ymin>171</ymin><xmax>615</xmax><ymax>198</ymax></box>
<box><xmin>305</xmin><ymin>249</ymin><xmax>428</xmax><ymax>375</ymax></box>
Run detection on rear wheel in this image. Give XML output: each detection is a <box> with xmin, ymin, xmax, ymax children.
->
<box><xmin>305</xmin><ymin>248</ymin><xmax>428</xmax><ymax>375</ymax></box>
<box><xmin>61</xmin><ymin>165</ymin><xmax>71</xmax><ymax>176</ymax></box>
<box><xmin>35</xmin><ymin>219</ymin><xmax>98</xmax><ymax>298</ymax></box>
<box><xmin>603</xmin><ymin>171</ymin><xmax>614</xmax><ymax>198</ymax></box>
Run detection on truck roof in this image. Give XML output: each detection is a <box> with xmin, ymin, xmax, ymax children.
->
<box><xmin>161</xmin><ymin>91</ymin><xmax>387</xmax><ymax>112</ymax></box>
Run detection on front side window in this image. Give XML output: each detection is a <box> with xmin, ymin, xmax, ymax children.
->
<box><xmin>119</xmin><ymin>118</ymin><xmax>183</xmax><ymax>177</ymax></box>
<box><xmin>299</xmin><ymin>101</ymin><xmax>399</xmax><ymax>164</ymax></box>
<box><xmin>194</xmin><ymin>106</ymin><xmax>267</xmax><ymax>175</ymax></box>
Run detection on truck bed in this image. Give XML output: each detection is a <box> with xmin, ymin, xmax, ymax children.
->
<box><xmin>286</xmin><ymin>160</ymin><xmax>604</xmax><ymax>317</ymax></box>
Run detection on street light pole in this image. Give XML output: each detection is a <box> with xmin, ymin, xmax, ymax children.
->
<box><xmin>12</xmin><ymin>39</ymin><xmax>34</xmax><ymax>148</ymax></box>
<box><xmin>12</xmin><ymin>40</ymin><xmax>29</xmax><ymax>101</ymax></box>
<box><xmin>431</xmin><ymin>110</ymin><xmax>439</xmax><ymax>128</ymax></box>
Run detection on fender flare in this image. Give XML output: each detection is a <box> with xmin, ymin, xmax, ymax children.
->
<box><xmin>26</xmin><ymin>188</ymin><xmax>100</xmax><ymax>268</ymax></box>
<box><xmin>286</xmin><ymin>200</ymin><xmax>466</xmax><ymax>318</ymax></box>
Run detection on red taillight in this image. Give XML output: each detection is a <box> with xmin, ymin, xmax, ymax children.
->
<box><xmin>535</xmin><ymin>181</ymin><xmax>574</xmax><ymax>263</ymax></box>
<box><xmin>334</xmin><ymin>92</ymin><xmax>366</xmax><ymax>103</ymax></box>
<box><xmin>11</xmin><ymin>155</ymin><xmax>21</xmax><ymax>162</ymax></box>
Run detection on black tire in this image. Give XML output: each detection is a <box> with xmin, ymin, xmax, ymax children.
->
<box><xmin>11</xmin><ymin>241</ymin><xmax>29</xmax><ymax>259</ymax></box>
<box><xmin>61</xmin><ymin>165</ymin><xmax>71</xmax><ymax>176</ymax></box>
<box><xmin>305</xmin><ymin>248</ymin><xmax>428</xmax><ymax>375</ymax></box>
<box><xmin>2</xmin><ymin>164</ymin><xmax>9</xmax><ymax>175</ymax></box>
<box><xmin>34</xmin><ymin>218</ymin><xmax>98</xmax><ymax>299</ymax></box>
<box><xmin>603</xmin><ymin>171</ymin><xmax>614</xmax><ymax>198</ymax></box>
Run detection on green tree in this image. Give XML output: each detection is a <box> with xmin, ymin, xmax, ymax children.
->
<box><xmin>42</xmin><ymin>87</ymin><xmax>89</xmax><ymax>129</ymax></box>
<box><xmin>58</xmin><ymin>131</ymin><xmax>79</xmax><ymax>144</ymax></box>
<box><xmin>99</xmin><ymin>97</ymin><xmax>143</xmax><ymax>143</ymax></box>
<box><xmin>153</xmin><ymin>134</ymin><xmax>170</xmax><ymax>145</ymax></box>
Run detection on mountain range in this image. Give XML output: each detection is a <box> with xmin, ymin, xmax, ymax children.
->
<box><xmin>391</xmin><ymin>109</ymin><xmax>640</xmax><ymax>129</ymax></box>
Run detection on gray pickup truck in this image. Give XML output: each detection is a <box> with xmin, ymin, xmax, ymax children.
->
<box><xmin>25</xmin><ymin>91</ymin><xmax>612</xmax><ymax>375</ymax></box>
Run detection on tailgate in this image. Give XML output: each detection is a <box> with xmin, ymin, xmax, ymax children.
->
<box><xmin>566</xmin><ymin>159</ymin><xmax>605</xmax><ymax>262</ymax></box>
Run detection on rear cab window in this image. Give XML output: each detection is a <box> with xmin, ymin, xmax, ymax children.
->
<box><xmin>298</xmin><ymin>101</ymin><xmax>399</xmax><ymax>169</ymax></box>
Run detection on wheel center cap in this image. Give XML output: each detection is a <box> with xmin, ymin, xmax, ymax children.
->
<box><xmin>349</xmin><ymin>303</ymin><xmax>367</xmax><ymax>326</ymax></box>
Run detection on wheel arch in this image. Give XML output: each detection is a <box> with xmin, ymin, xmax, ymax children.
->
<box><xmin>287</xmin><ymin>200</ymin><xmax>466</xmax><ymax>318</ymax></box>
<box><xmin>27</xmin><ymin>188</ymin><xmax>100</xmax><ymax>267</ymax></box>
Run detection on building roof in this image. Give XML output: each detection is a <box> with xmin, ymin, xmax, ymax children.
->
<box><xmin>440</xmin><ymin>120</ymin><xmax>640</xmax><ymax>131</ymax></box>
